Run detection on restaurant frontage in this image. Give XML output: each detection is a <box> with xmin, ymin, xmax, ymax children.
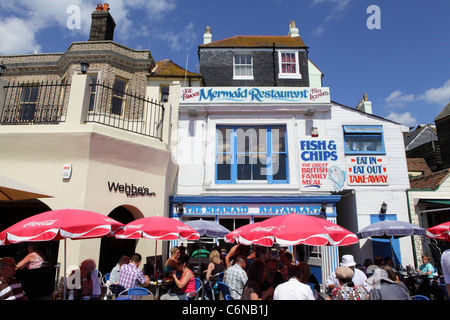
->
<box><xmin>170</xmin><ymin>195</ymin><xmax>342</xmax><ymax>284</ymax></box>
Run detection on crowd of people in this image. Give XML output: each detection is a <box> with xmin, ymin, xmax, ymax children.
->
<box><xmin>1</xmin><ymin>243</ymin><xmax>449</xmax><ymax>301</ymax></box>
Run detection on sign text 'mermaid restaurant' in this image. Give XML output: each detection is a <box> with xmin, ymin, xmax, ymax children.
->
<box><xmin>181</xmin><ymin>87</ymin><xmax>330</xmax><ymax>103</ymax></box>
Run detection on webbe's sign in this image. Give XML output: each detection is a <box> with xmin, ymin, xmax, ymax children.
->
<box><xmin>181</xmin><ymin>87</ymin><xmax>330</xmax><ymax>103</ymax></box>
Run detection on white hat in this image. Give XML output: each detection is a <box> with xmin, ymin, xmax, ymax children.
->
<box><xmin>366</xmin><ymin>268</ymin><xmax>396</xmax><ymax>286</ymax></box>
<box><xmin>340</xmin><ymin>254</ymin><xmax>356</xmax><ymax>267</ymax></box>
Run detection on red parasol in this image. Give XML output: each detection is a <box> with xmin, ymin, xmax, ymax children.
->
<box><xmin>114</xmin><ymin>216</ymin><xmax>199</xmax><ymax>241</ymax></box>
<box><xmin>0</xmin><ymin>208</ymin><xmax>123</xmax><ymax>245</ymax></box>
<box><xmin>426</xmin><ymin>221</ymin><xmax>450</xmax><ymax>241</ymax></box>
<box><xmin>0</xmin><ymin>208</ymin><xmax>124</xmax><ymax>299</ymax></box>
<box><xmin>225</xmin><ymin>213</ymin><xmax>358</xmax><ymax>247</ymax></box>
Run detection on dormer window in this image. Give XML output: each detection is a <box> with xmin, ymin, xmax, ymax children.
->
<box><xmin>278</xmin><ymin>51</ymin><xmax>301</xmax><ymax>79</ymax></box>
<box><xmin>233</xmin><ymin>53</ymin><xmax>253</xmax><ymax>80</ymax></box>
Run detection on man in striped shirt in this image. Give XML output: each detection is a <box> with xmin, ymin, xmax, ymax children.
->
<box><xmin>118</xmin><ymin>253</ymin><xmax>149</xmax><ymax>289</ymax></box>
<box><xmin>0</xmin><ymin>257</ymin><xmax>27</xmax><ymax>300</ymax></box>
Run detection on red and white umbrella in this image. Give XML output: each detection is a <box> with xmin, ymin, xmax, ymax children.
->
<box><xmin>0</xmin><ymin>208</ymin><xmax>123</xmax><ymax>245</ymax></box>
<box><xmin>114</xmin><ymin>216</ymin><xmax>200</xmax><ymax>241</ymax></box>
<box><xmin>426</xmin><ymin>221</ymin><xmax>450</xmax><ymax>241</ymax></box>
<box><xmin>0</xmin><ymin>208</ymin><xmax>124</xmax><ymax>299</ymax></box>
<box><xmin>225</xmin><ymin>213</ymin><xmax>358</xmax><ymax>247</ymax></box>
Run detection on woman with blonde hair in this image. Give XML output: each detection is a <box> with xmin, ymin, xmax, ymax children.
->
<box><xmin>205</xmin><ymin>249</ymin><xmax>225</xmax><ymax>281</ymax></box>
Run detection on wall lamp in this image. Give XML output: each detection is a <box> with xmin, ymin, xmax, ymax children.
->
<box><xmin>305</xmin><ymin>108</ymin><xmax>315</xmax><ymax>116</ymax></box>
<box><xmin>380</xmin><ymin>202</ymin><xmax>387</xmax><ymax>214</ymax></box>
<box><xmin>0</xmin><ymin>61</ymin><xmax>6</xmax><ymax>76</ymax></box>
<box><xmin>321</xmin><ymin>201</ymin><xmax>327</xmax><ymax>214</ymax></box>
<box><xmin>174</xmin><ymin>201</ymin><xmax>184</xmax><ymax>214</ymax></box>
<box><xmin>80</xmin><ymin>60</ymin><xmax>90</xmax><ymax>74</ymax></box>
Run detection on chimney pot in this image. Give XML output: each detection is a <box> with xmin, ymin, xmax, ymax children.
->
<box><xmin>203</xmin><ymin>26</ymin><xmax>212</xmax><ymax>44</ymax></box>
<box><xmin>288</xmin><ymin>20</ymin><xmax>299</xmax><ymax>37</ymax></box>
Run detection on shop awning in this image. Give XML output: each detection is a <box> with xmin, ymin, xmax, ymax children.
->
<box><xmin>419</xmin><ymin>199</ymin><xmax>450</xmax><ymax>205</ymax></box>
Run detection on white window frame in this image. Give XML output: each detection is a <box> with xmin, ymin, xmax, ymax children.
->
<box><xmin>278</xmin><ymin>50</ymin><xmax>302</xmax><ymax>79</ymax></box>
<box><xmin>233</xmin><ymin>52</ymin><xmax>254</xmax><ymax>80</ymax></box>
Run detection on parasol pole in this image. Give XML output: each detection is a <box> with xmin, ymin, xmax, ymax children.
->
<box><xmin>63</xmin><ymin>238</ymin><xmax>67</xmax><ymax>300</ymax></box>
<box><xmin>154</xmin><ymin>240</ymin><xmax>158</xmax><ymax>279</ymax></box>
<box><xmin>390</xmin><ymin>236</ymin><xmax>396</xmax><ymax>269</ymax></box>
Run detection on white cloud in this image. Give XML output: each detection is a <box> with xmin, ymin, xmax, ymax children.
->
<box><xmin>423</xmin><ymin>79</ymin><xmax>450</xmax><ymax>105</ymax></box>
<box><xmin>310</xmin><ymin>0</ymin><xmax>352</xmax><ymax>37</ymax></box>
<box><xmin>0</xmin><ymin>17</ymin><xmax>41</xmax><ymax>54</ymax></box>
<box><xmin>158</xmin><ymin>22</ymin><xmax>196</xmax><ymax>51</ymax></box>
<box><xmin>312</xmin><ymin>26</ymin><xmax>325</xmax><ymax>37</ymax></box>
<box><xmin>0</xmin><ymin>0</ymin><xmax>178</xmax><ymax>54</ymax></box>
<box><xmin>385</xmin><ymin>90</ymin><xmax>415</xmax><ymax>107</ymax></box>
<box><xmin>386</xmin><ymin>112</ymin><xmax>417</xmax><ymax>127</ymax></box>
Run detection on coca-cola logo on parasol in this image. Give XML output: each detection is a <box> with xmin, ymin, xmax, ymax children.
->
<box><xmin>23</xmin><ymin>220</ymin><xmax>58</xmax><ymax>228</ymax></box>
<box><xmin>323</xmin><ymin>226</ymin><xmax>344</xmax><ymax>231</ymax></box>
<box><xmin>250</xmin><ymin>226</ymin><xmax>283</xmax><ymax>232</ymax></box>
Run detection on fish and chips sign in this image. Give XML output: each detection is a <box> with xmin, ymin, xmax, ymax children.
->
<box><xmin>180</xmin><ymin>87</ymin><xmax>330</xmax><ymax>103</ymax></box>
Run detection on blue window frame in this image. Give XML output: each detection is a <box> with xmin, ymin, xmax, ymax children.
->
<box><xmin>216</xmin><ymin>126</ymin><xmax>288</xmax><ymax>184</ymax></box>
<box><xmin>343</xmin><ymin>125</ymin><xmax>385</xmax><ymax>155</ymax></box>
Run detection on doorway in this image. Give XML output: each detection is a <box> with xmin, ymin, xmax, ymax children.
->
<box><xmin>98</xmin><ymin>206</ymin><xmax>136</xmax><ymax>274</ymax></box>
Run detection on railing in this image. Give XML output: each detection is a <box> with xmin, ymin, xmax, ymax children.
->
<box><xmin>1</xmin><ymin>80</ymin><xmax>71</xmax><ymax>125</ymax></box>
<box><xmin>86</xmin><ymin>81</ymin><xmax>165</xmax><ymax>140</ymax></box>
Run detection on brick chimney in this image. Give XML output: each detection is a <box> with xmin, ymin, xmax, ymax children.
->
<box><xmin>88</xmin><ymin>5</ymin><xmax>116</xmax><ymax>41</ymax></box>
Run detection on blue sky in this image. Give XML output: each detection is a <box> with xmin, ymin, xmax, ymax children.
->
<box><xmin>1</xmin><ymin>0</ymin><xmax>449</xmax><ymax>128</ymax></box>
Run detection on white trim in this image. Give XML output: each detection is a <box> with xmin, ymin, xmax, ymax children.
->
<box><xmin>233</xmin><ymin>52</ymin><xmax>254</xmax><ymax>80</ymax></box>
<box><xmin>278</xmin><ymin>50</ymin><xmax>302</xmax><ymax>79</ymax></box>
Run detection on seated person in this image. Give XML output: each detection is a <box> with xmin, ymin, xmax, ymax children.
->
<box><xmin>0</xmin><ymin>257</ymin><xmax>27</xmax><ymax>300</ymax></box>
<box><xmin>161</xmin><ymin>255</ymin><xmax>196</xmax><ymax>300</ymax></box>
<box><xmin>164</xmin><ymin>247</ymin><xmax>180</xmax><ymax>273</ymax></box>
<box><xmin>109</xmin><ymin>255</ymin><xmax>130</xmax><ymax>284</ymax></box>
<box><xmin>15</xmin><ymin>244</ymin><xmax>45</xmax><ymax>270</ymax></box>
<box><xmin>205</xmin><ymin>250</ymin><xmax>225</xmax><ymax>282</ymax></box>
<box><xmin>118</xmin><ymin>253</ymin><xmax>150</xmax><ymax>289</ymax></box>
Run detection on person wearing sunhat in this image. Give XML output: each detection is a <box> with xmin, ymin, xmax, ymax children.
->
<box><xmin>326</xmin><ymin>254</ymin><xmax>369</xmax><ymax>292</ymax></box>
<box><xmin>366</xmin><ymin>268</ymin><xmax>411</xmax><ymax>300</ymax></box>
<box><xmin>326</xmin><ymin>266</ymin><xmax>369</xmax><ymax>300</ymax></box>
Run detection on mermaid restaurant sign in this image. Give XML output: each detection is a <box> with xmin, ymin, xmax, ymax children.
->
<box><xmin>180</xmin><ymin>87</ymin><xmax>330</xmax><ymax>103</ymax></box>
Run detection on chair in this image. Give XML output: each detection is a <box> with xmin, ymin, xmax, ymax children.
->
<box><xmin>102</xmin><ymin>273</ymin><xmax>111</xmax><ymax>285</ymax></box>
<box><xmin>205</xmin><ymin>272</ymin><xmax>224</xmax><ymax>300</ymax></box>
<box><xmin>119</xmin><ymin>287</ymin><xmax>153</xmax><ymax>296</ymax></box>
<box><xmin>109</xmin><ymin>284</ymin><xmax>126</xmax><ymax>297</ymax></box>
<box><xmin>186</xmin><ymin>278</ymin><xmax>202</xmax><ymax>300</ymax></box>
<box><xmin>95</xmin><ymin>269</ymin><xmax>103</xmax><ymax>284</ymax></box>
<box><xmin>413</xmin><ymin>295</ymin><xmax>430</xmax><ymax>300</ymax></box>
<box><xmin>217</xmin><ymin>282</ymin><xmax>233</xmax><ymax>300</ymax></box>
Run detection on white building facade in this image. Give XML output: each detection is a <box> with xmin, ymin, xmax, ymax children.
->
<box><xmin>169</xmin><ymin>23</ymin><xmax>413</xmax><ymax>286</ymax></box>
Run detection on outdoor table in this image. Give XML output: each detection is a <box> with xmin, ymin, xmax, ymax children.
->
<box><xmin>115</xmin><ymin>295</ymin><xmax>154</xmax><ymax>300</ymax></box>
<box><xmin>148</xmin><ymin>279</ymin><xmax>174</xmax><ymax>299</ymax></box>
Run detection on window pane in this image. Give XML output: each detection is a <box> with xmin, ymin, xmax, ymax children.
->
<box><xmin>237</xmin><ymin>155</ymin><xmax>251</xmax><ymax>180</ymax></box>
<box><xmin>273</xmin><ymin>154</ymin><xmax>287</xmax><ymax>181</ymax></box>
<box><xmin>253</xmin><ymin>154</ymin><xmax>267</xmax><ymax>180</ymax></box>
<box><xmin>272</xmin><ymin>127</ymin><xmax>286</xmax><ymax>152</ymax></box>
<box><xmin>217</xmin><ymin>154</ymin><xmax>231</xmax><ymax>181</ymax></box>
<box><xmin>111</xmin><ymin>97</ymin><xmax>123</xmax><ymax>115</ymax></box>
<box><xmin>217</xmin><ymin>127</ymin><xmax>231</xmax><ymax>153</ymax></box>
<box><xmin>345</xmin><ymin>135</ymin><xmax>383</xmax><ymax>152</ymax></box>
